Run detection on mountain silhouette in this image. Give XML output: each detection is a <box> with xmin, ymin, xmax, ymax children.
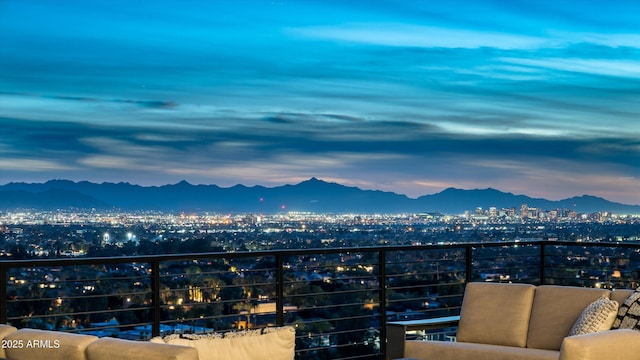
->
<box><xmin>0</xmin><ymin>178</ymin><xmax>638</xmax><ymax>214</ymax></box>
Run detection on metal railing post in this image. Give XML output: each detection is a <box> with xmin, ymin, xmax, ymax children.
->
<box><xmin>275</xmin><ymin>254</ymin><xmax>284</xmax><ymax>326</ymax></box>
<box><xmin>151</xmin><ymin>259</ymin><xmax>161</xmax><ymax>337</ymax></box>
<box><xmin>0</xmin><ymin>264</ymin><xmax>7</xmax><ymax>324</ymax></box>
<box><xmin>540</xmin><ymin>242</ymin><xmax>546</xmax><ymax>285</ymax></box>
<box><xmin>379</xmin><ymin>249</ymin><xmax>387</xmax><ymax>359</ymax></box>
<box><xmin>465</xmin><ymin>245</ymin><xmax>473</xmax><ymax>283</ymax></box>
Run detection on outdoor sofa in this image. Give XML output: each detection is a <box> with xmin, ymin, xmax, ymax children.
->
<box><xmin>391</xmin><ymin>282</ymin><xmax>640</xmax><ymax>360</ymax></box>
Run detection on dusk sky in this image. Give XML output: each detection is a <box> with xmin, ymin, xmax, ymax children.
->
<box><xmin>1</xmin><ymin>0</ymin><xmax>639</xmax><ymax>204</ymax></box>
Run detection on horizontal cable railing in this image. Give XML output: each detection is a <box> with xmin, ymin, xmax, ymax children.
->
<box><xmin>1</xmin><ymin>240</ymin><xmax>639</xmax><ymax>359</ymax></box>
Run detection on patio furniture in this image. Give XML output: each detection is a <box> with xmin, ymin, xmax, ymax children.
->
<box><xmin>389</xmin><ymin>282</ymin><xmax>640</xmax><ymax>360</ymax></box>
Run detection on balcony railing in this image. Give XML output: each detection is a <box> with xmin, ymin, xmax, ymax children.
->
<box><xmin>1</xmin><ymin>240</ymin><xmax>639</xmax><ymax>359</ymax></box>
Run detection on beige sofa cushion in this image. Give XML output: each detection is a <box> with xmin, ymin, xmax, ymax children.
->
<box><xmin>527</xmin><ymin>285</ymin><xmax>609</xmax><ymax>351</ymax></box>
<box><xmin>3</xmin><ymin>328</ymin><xmax>98</xmax><ymax>360</ymax></box>
<box><xmin>0</xmin><ymin>324</ymin><xmax>18</xmax><ymax>358</ymax></box>
<box><xmin>87</xmin><ymin>337</ymin><xmax>198</xmax><ymax>360</ymax></box>
<box><xmin>559</xmin><ymin>329</ymin><xmax>640</xmax><ymax>360</ymax></box>
<box><xmin>151</xmin><ymin>326</ymin><xmax>295</xmax><ymax>360</ymax></box>
<box><xmin>405</xmin><ymin>339</ymin><xmax>558</xmax><ymax>360</ymax></box>
<box><xmin>456</xmin><ymin>282</ymin><xmax>536</xmax><ymax>348</ymax></box>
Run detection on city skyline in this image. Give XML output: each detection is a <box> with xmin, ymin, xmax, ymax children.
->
<box><xmin>1</xmin><ymin>0</ymin><xmax>640</xmax><ymax>204</ymax></box>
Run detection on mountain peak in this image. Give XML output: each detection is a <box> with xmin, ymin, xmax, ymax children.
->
<box><xmin>301</xmin><ymin>177</ymin><xmax>323</xmax><ymax>184</ymax></box>
<box><xmin>176</xmin><ymin>180</ymin><xmax>192</xmax><ymax>186</ymax></box>
<box><xmin>45</xmin><ymin>179</ymin><xmax>77</xmax><ymax>186</ymax></box>
<box><xmin>297</xmin><ymin>177</ymin><xmax>335</xmax><ymax>187</ymax></box>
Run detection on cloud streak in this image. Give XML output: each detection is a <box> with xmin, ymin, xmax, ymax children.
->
<box><xmin>290</xmin><ymin>23</ymin><xmax>549</xmax><ymax>49</ymax></box>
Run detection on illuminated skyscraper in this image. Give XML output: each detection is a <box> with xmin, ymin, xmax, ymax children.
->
<box><xmin>520</xmin><ymin>204</ymin><xmax>528</xmax><ymax>219</ymax></box>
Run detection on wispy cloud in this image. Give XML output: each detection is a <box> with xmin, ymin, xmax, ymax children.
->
<box><xmin>290</xmin><ymin>23</ymin><xmax>548</xmax><ymax>49</ymax></box>
<box><xmin>0</xmin><ymin>158</ymin><xmax>75</xmax><ymax>172</ymax></box>
<box><xmin>500</xmin><ymin>57</ymin><xmax>640</xmax><ymax>78</ymax></box>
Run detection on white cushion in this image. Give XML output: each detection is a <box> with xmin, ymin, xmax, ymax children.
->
<box><xmin>568</xmin><ymin>295</ymin><xmax>618</xmax><ymax>336</ymax></box>
<box><xmin>150</xmin><ymin>326</ymin><xmax>295</xmax><ymax>360</ymax></box>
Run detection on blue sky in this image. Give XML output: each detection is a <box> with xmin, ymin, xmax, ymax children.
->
<box><xmin>1</xmin><ymin>0</ymin><xmax>639</xmax><ymax>204</ymax></box>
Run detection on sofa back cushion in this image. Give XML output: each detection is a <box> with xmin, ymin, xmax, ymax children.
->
<box><xmin>526</xmin><ymin>285</ymin><xmax>609</xmax><ymax>351</ymax></box>
<box><xmin>3</xmin><ymin>328</ymin><xmax>98</xmax><ymax>360</ymax></box>
<box><xmin>456</xmin><ymin>282</ymin><xmax>536</xmax><ymax>347</ymax></box>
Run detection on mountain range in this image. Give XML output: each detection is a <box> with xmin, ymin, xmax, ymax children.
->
<box><xmin>1</xmin><ymin>178</ymin><xmax>639</xmax><ymax>214</ymax></box>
